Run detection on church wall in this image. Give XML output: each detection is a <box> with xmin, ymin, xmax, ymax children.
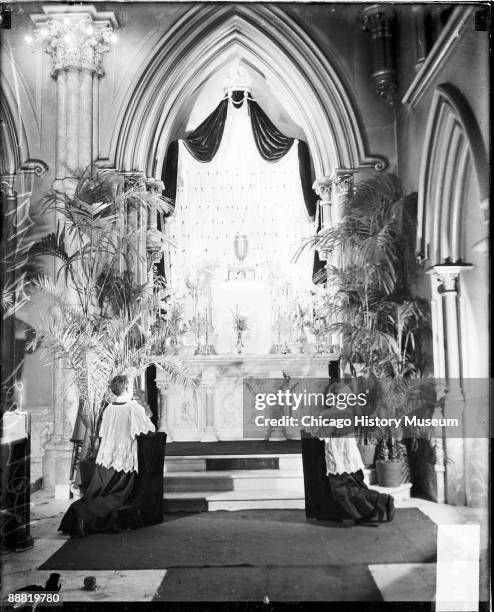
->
<box><xmin>284</xmin><ymin>3</ymin><xmax>397</xmax><ymax>169</ymax></box>
<box><xmin>394</xmin><ymin>8</ymin><xmax>489</xmax><ymax>507</ymax></box>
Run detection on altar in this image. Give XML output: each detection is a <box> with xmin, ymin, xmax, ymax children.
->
<box><xmin>158</xmin><ymin>63</ymin><xmax>334</xmax><ymax>442</ymax></box>
<box><xmin>155</xmin><ymin>354</ymin><xmax>339</xmax><ymax>441</ymax></box>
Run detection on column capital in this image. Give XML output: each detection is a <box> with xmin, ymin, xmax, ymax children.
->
<box><xmin>146</xmin><ymin>178</ymin><xmax>165</xmax><ymax>194</ymax></box>
<box><xmin>331</xmin><ymin>168</ymin><xmax>356</xmax><ymax>194</ymax></box>
<box><xmin>121</xmin><ymin>171</ymin><xmax>147</xmax><ymax>192</ymax></box>
<box><xmin>426</xmin><ymin>261</ymin><xmax>473</xmax><ymax>292</ymax></box>
<box><xmin>29</xmin><ymin>5</ymin><xmax>118</xmax><ymax>75</ymax></box>
<box><xmin>312</xmin><ymin>176</ymin><xmax>333</xmax><ymax>203</ymax></box>
<box><xmin>361</xmin><ymin>4</ymin><xmax>396</xmax><ymax>37</ymax></box>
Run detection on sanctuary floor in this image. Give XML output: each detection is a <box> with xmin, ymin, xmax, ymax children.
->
<box><xmin>1</xmin><ymin>490</ymin><xmax>488</xmax><ymax>605</ymax></box>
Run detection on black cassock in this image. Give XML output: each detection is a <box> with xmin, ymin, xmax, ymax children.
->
<box><xmin>300</xmin><ymin>431</ymin><xmax>394</xmax><ymax>522</ymax></box>
<box><xmin>59</xmin><ymin>432</ymin><xmax>166</xmax><ymax>535</ymax></box>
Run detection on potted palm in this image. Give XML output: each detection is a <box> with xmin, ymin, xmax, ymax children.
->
<box><xmin>26</xmin><ymin>168</ymin><xmax>189</xmax><ymax>474</ymax></box>
<box><xmin>298</xmin><ymin>173</ymin><xmax>430</xmax><ymax>479</ymax></box>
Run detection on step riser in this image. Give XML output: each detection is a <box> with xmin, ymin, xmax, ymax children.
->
<box><xmin>165</xmin><ymin>476</ymin><xmax>305</xmax><ymax>493</ymax></box>
<box><xmin>163</xmin><ymin>486</ymin><xmax>410</xmax><ymax>513</ymax></box>
<box><xmin>164</xmin><ymin>456</ymin><xmax>303</xmax><ymax>472</ymax></box>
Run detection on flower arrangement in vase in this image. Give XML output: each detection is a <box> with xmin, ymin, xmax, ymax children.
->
<box><xmin>232</xmin><ymin>306</ymin><xmax>248</xmax><ymax>353</ymax></box>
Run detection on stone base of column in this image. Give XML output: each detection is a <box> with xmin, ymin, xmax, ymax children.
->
<box><xmin>444</xmin><ymin>436</ymin><xmax>466</xmax><ymax>505</ymax></box>
<box><xmin>200</xmin><ymin>427</ymin><xmax>218</xmax><ymax>442</ymax></box>
<box><xmin>43</xmin><ymin>438</ymin><xmax>73</xmax><ymax>499</ymax></box>
<box><xmin>433</xmin><ymin>465</ymin><xmax>446</xmax><ymax>504</ymax></box>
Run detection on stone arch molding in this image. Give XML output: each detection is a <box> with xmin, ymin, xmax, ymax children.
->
<box><xmin>112</xmin><ymin>4</ymin><xmax>387</xmax><ymax>179</ymax></box>
<box><xmin>417</xmin><ymin>84</ymin><xmax>489</xmax><ymax>264</ymax></box>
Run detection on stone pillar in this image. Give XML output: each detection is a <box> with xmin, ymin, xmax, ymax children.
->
<box><xmin>30</xmin><ymin>5</ymin><xmax>118</xmax><ymax>192</ymax></box>
<box><xmin>157</xmin><ymin>381</ymin><xmax>174</xmax><ymax>442</ymax></box>
<box><xmin>200</xmin><ymin>371</ymin><xmax>218</xmax><ymax>442</ymax></box>
<box><xmin>312</xmin><ymin>171</ymin><xmax>355</xmax><ymax>350</ymax></box>
<box><xmin>146</xmin><ymin>178</ymin><xmax>166</xmax><ymax>286</ymax></box>
<box><xmin>427</xmin><ymin>263</ymin><xmax>473</xmax><ymax>505</ymax></box>
<box><xmin>28</xmin><ymin>5</ymin><xmax>117</xmax><ymax>497</ymax></box>
<box><xmin>361</xmin><ymin>5</ymin><xmax>397</xmax><ymax>105</ymax></box>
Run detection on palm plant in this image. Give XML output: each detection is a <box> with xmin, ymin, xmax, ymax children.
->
<box><xmin>27</xmin><ymin>292</ymin><xmax>188</xmax><ymax>455</ymax></box>
<box><xmin>299</xmin><ymin>173</ymin><xmax>430</xmax><ymax>471</ymax></box>
<box><xmin>26</xmin><ymin>167</ymin><xmax>188</xmax><ymax>457</ymax></box>
<box><xmin>300</xmin><ymin>173</ymin><xmax>429</xmax><ymax>377</ymax></box>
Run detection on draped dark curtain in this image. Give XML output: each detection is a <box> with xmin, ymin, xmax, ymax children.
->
<box><xmin>162</xmin><ymin>91</ymin><xmax>317</xmax><ymax>218</ymax></box>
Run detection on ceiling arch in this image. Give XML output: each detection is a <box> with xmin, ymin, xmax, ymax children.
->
<box><xmin>111</xmin><ymin>4</ymin><xmax>387</xmax><ymax>179</ymax></box>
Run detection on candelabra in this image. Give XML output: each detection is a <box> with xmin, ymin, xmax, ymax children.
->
<box><xmin>190</xmin><ymin>313</ymin><xmax>212</xmax><ymax>356</ymax></box>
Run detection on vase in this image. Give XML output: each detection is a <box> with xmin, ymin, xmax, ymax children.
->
<box><xmin>357</xmin><ymin>442</ymin><xmax>376</xmax><ymax>467</ymax></box>
<box><xmin>236</xmin><ymin>330</ymin><xmax>244</xmax><ymax>353</ymax></box>
<box><xmin>376</xmin><ymin>459</ymin><xmax>403</xmax><ymax>487</ymax></box>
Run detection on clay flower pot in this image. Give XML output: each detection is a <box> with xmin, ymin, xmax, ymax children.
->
<box><xmin>376</xmin><ymin>459</ymin><xmax>403</xmax><ymax>488</ymax></box>
<box><xmin>357</xmin><ymin>442</ymin><xmax>376</xmax><ymax>468</ymax></box>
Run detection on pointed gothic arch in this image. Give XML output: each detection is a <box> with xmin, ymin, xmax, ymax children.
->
<box><xmin>417</xmin><ymin>84</ymin><xmax>488</xmax><ymax>264</ymax></box>
<box><xmin>112</xmin><ymin>4</ymin><xmax>386</xmax><ymax>178</ymax></box>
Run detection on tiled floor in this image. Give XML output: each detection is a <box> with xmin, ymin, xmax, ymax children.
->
<box><xmin>1</xmin><ymin>490</ymin><xmax>488</xmax><ymax>603</ymax></box>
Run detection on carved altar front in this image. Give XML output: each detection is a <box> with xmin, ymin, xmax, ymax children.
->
<box><xmin>155</xmin><ymin>354</ymin><xmax>339</xmax><ymax>441</ymax></box>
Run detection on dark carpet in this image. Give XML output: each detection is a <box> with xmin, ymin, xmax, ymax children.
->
<box><xmin>166</xmin><ymin>440</ymin><xmax>302</xmax><ymax>456</ymax></box>
<box><xmin>41</xmin><ymin>508</ymin><xmax>436</xmax><ymax>571</ymax></box>
<box><xmin>153</xmin><ymin>565</ymin><xmax>382</xmax><ymax>601</ymax></box>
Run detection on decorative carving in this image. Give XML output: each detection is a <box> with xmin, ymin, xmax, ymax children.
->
<box><xmin>145</xmin><ymin>178</ymin><xmax>165</xmax><ymax>194</ymax></box>
<box><xmin>121</xmin><ymin>172</ymin><xmax>147</xmax><ymax>192</ymax></box>
<box><xmin>223</xmin><ymin>59</ymin><xmax>253</xmax><ymax>95</ymax></box>
<box><xmin>19</xmin><ymin>159</ymin><xmax>49</xmax><ymax>178</ymax></box>
<box><xmin>332</xmin><ymin>169</ymin><xmax>355</xmax><ymax>195</ymax></box>
<box><xmin>362</xmin><ymin>5</ymin><xmax>397</xmax><ymax>105</ymax></box>
<box><xmin>427</xmin><ymin>262</ymin><xmax>473</xmax><ymax>293</ymax></box>
<box><xmin>312</xmin><ymin>177</ymin><xmax>333</xmax><ymax>203</ymax></box>
<box><xmin>29</xmin><ymin>8</ymin><xmax>118</xmax><ymax>75</ymax></box>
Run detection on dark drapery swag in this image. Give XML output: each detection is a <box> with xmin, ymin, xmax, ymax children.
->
<box><xmin>59</xmin><ymin>432</ymin><xmax>166</xmax><ymax>536</ymax></box>
<box><xmin>162</xmin><ymin>91</ymin><xmax>317</xmax><ymax>218</ymax></box>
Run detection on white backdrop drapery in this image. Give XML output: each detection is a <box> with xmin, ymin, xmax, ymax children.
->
<box><xmin>167</xmin><ymin>95</ymin><xmax>314</xmax><ymax>351</ymax></box>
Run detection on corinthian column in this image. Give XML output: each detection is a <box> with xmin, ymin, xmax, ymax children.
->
<box><xmin>30</xmin><ymin>5</ymin><xmax>118</xmax><ymax>192</ymax></box>
<box><xmin>427</xmin><ymin>262</ymin><xmax>473</xmax><ymax>505</ymax></box>
<box><xmin>27</xmin><ymin>5</ymin><xmax>117</xmax><ymax>497</ymax></box>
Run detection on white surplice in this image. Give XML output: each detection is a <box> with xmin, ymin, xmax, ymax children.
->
<box><xmin>96</xmin><ymin>400</ymin><xmax>155</xmax><ymax>473</ymax></box>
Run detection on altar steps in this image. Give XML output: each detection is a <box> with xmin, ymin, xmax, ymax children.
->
<box><xmin>162</xmin><ymin>453</ymin><xmax>411</xmax><ymax>512</ymax></box>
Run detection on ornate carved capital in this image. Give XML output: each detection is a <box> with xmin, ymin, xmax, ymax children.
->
<box><xmin>361</xmin><ymin>5</ymin><xmax>397</xmax><ymax>105</ymax></box>
<box><xmin>427</xmin><ymin>261</ymin><xmax>473</xmax><ymax>293</ymax></box>
<box><xmin>312</xmin><ymin>176</ymin><xmax>333</xmax><ymax>203</ymax></box>
<box><xmin>121</xmin><ymin>171</ymin><xmax>147</xmax><ymax>192</ymax></box>
<box><xmin>29</xmin><ymin>6</ymin><xmax>118</xmax><ymax>75</ymax></box>
<box><xmin>331</xmin><ymin>169</ymin><xmax>355</xmax><ymax>195</ymax></box>
<box><xmin>146</xmin><ymin>178</ymin><xmax>165</xmax><ymax>194</ymax></box>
